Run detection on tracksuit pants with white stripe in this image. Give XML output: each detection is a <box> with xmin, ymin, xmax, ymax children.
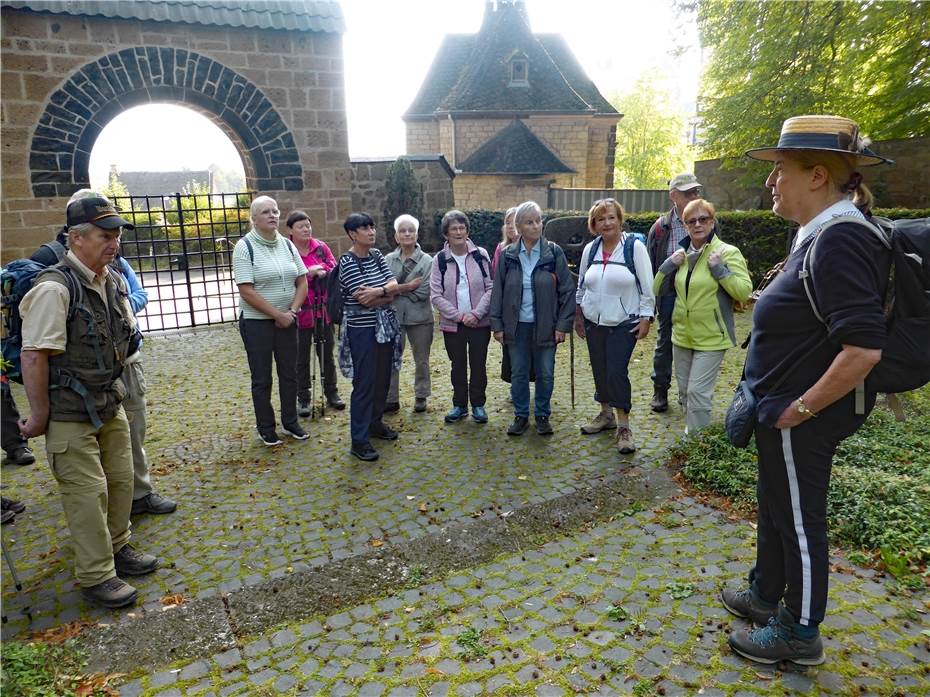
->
<box><xmin>751</xmin><ymin>418</ymin><xmax>850</xmax><ymax>628</ymax></box>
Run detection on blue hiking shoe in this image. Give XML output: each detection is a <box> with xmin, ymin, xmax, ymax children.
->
<box><xmin>472</xmin><ymin>406</ymin><xmax>488</xmax><ymax>423</ymax></box>
<box><xmin>445</xmin><ymin>405</ymin><xmax>468</xmax><ymax>423</ymax></box>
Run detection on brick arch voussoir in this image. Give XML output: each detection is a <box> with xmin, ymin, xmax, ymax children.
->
<box><xmin>29</xmin><ymin>48</ymin><xmax>302</xmax><ymax>198</ymax></box>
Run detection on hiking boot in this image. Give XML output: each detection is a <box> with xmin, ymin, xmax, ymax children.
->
<box><xmin>282</xmin><ymin>423</ymin><xmax>309</xmax><ymax>440</ymax></box>
<box><xmin>298</xmin><ymin>400</ymin><xmax>311</xmax><ymax>418</ymax></box>
<box><xmin>535</xmin><ymin>416</ymin><xmax>553</xmax><ymax>435</ymax></box>
<box><xmin>259</xmin><ymin>430</ymin><xmax>283</xmax><ymax>446</ymax></box>
<box><xmin>1</xmin><ymin>509</ymin><xmax>14</xmax><ymax>525</ymax></box>
<box><xmin>369</xmin><ymin>422</ymin><xmax>398</xmax><ymax>440</ymax></box>
<box><xmin>1</xmin><ymin>497</ymin><xmax>26</xmax><ymax>515</ymax></box>
<box><xmin>414</xmin><ymin>397</ymin><xmax>428</xmax><ymax>413</ymax></box>
<box><xmin>581</xmin><ymin>410</ymin><xmax>616</xmax><ymax>434</ymax></box>
<box><xmin>507</xmin><ymin>416</ymin><xmax>529</xmax><ymax>436</ymax></box>
<box><xmin>472</xmin><ymin>406</ymin><xmax>488</xmax><ymax>423</ymax></box>
<box><xmin>5</xmin><ymin>446</ymin><xmax>35</xmax><ymax>466</ymax></box>
<box><xmin>327</xmin><ymin>393</ymin><xmax>346</xmax><ymax>410</ymax></box>
<box><xmin>351</xmin><ymin>441</ymin><xmax>379</xmax><ymax>461</ymax></box>
<box><xmin>728</xmin><ymin>607</ymin><xmax>825</xmax><ymax>666</ymax></box>
<box><xmin>131</xmin><ymin>492</ymin><xmax>177</xmax><ymax>516</ymax></box>
<box><xmin>650</xmin><ymin>387</ymin><xmax>669</xmax><ymax>413</ymax></box>
<box><xmin>616</xmin><ymin>425</ymin><xmax>636</xmax><ymax>454</ymax></box>
<box><xmin>445</xmin><ymin>405</ymin><xmax>468</xmax><ymax>423</ymax></box>
<box><xmin>82</xmin><ymin>577</ymin><xmax>137</xmax><ymax>609</ymax></box>
<box><xmin>720</xmin><ymin>586</ymin><xmax>778</xmax><ymax>627</ymax></box>
<box><xmin>114</xmin><ymin>544</ymin><xmax>159</xmax><ymax>576</ymax></box>
<box><xmin>384</xmin><ymin>402</ymin><xmax>400</xmax><ymax>414</ymax></box>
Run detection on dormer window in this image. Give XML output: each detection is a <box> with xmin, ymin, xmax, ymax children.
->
<box><xmin>509</xmin><ymin>58</ymin><xmax>528</xmax><ymax>86</ymax></box>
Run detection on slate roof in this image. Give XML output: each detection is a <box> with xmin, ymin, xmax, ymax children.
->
<box><xmin>119</xmin><ymin>170</ymin><xmax>213</xmax><ymax>197</ymax></box>
<box><xmin>404</xmin><ymin>1</ymin><xmax>617</xmax><ymax>119</ymax></box>
<box><xmin>457</xmin><ymin>120</ymin><xmax>574</xmax><ymax>174</ymax></box>
<box><xmin>1</xmin><ymin>0</ymin><xmax>344</xmax><ymax>32</ymax></box>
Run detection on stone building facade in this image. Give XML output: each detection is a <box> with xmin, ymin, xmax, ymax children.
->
<box><xmin>0</xmin><ymin>0</ymin><xmax>353</xmax><ymax>262</ymax></box>
<box><xmin>349</xmin><ymin>155</ymin><xmax>455</xmax><ymax>251</ymax></box>
<box><xmin>696</xmin><ymin>136</ymin><xmax>930</xmax><ymax>211</ymax></box>
<box><xmin>404</xmin><ymin>1</ymin><xmax>620</xmax><ymax>211</ymax></box>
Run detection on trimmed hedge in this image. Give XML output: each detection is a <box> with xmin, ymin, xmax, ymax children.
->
<box><xmin>433</xmin><ymin>207</ymin><xmax>930</xmax><ymax>281</ymax></box>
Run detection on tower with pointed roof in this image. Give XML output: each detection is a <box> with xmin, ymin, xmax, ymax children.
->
<box><xmin>404</xmin><ymin>0</ymin><xmax>621</xmax><ymax>209</ymax></box>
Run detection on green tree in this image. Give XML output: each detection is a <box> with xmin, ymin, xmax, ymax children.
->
<box><xmin>382</xmin><ymin>157</ymin><xmax>422</xmax><ymax>246</ymax></box>
<box><xmin>101</xmin><ymin>169</ymin><xmax>130</xmax><ymax>199</ymax></box>
<box><xmin>610</xmin><ymin>74</ymin><xmax>694</xmax><ymax>189</ymax></box>
<box><xmin>689</xmin><ymin>0</ymin><xmax>930</xmax><ymax>161</ymax></box>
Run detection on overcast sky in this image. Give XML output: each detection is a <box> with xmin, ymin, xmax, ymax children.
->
<box><xmin>89</xmin><ymin>0</ymin><xmax>700</xmax><ymax>189</ymax></box>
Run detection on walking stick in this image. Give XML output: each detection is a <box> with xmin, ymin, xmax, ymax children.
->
<box><xmin>569</xmin><ymin>329</ymin><xmax>575</xmax><ymax>409</ymax></box>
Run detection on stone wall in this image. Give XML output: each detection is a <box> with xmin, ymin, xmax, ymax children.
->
<box><xmin>696</xmin><ymin>136</ymin><xmax>930</xmax><ymax>211</ymax></box>
<box><xmin>0</xmin><ymin>7</ymin><xmax>353</xmax><ymax>262</ymax></box>
<box><xmin>453</xmin><ymin>173</ymin><xmax>571</xmax><ymax>211</ymax></box>
<box><xmin>405</xmin><ymin>120</ymin><xmax>438</xmax><ymax>155</ymax></box>
<box><xmin>349</xmin><ymin>155</ymin><xmax>455</xmax><ymax>250</ymax></box>
<box><xmin>585</xmin><ymin>118</ymin><xmax>617</xmax><ymax>188</ymax></box>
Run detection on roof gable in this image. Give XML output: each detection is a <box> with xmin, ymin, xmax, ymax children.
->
<box><xmin>404</xmin><ymin>1</ymin><xmax>618</xmax><ymax>118</ymax></box>
<box><xmin>457</xmin><ymin>120</ymin><xmax>574</xmax><ymax>174</ymax></box>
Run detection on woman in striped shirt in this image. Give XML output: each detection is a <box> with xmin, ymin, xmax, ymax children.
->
<box><xmin>338</xmin><ymin>213</ymin><xmax>401</xmax><ymax>461</ymax></box>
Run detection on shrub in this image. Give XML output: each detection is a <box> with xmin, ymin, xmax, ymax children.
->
<box><xmin>672</xmin><ymin>386</ymin><xmax>930</xmax><ymax>567</ymax></box>
<box><xmin>383</xmin><ymin>157</ymin><xmax>422</xmax><ymax>246</ymax></box>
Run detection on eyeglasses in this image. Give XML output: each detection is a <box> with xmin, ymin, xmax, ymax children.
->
<box><xmin>685</xmin><ymin>215</ymin><xmax>713</xmax><ymax>227</ymax></box>
<box><xmin>682</xmin><ymin>188</ymin><xmax>703</xmax><ymax>198</ymax></box>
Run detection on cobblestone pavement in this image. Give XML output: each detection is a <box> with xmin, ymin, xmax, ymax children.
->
<box><xmin>2</xmin><ymin>316</ymin><xmax>928</xmax><ymax>695</ymax></box>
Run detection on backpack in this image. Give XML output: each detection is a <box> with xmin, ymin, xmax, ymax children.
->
<box><xmin>801</xmin><ymin>215</ymin><xmax>930</xmax><ymax>406</ymax></box>
<box><xmin>1</xmin><ymin>259</ymin><xmax>81</xmax><ymax>383</ymax></box>
<box><xmin>327</xmin><ymin>251</ymin><xmax>377</xmax><ymax>325</ymax></box>
<box><xmin>437</xmin><ymin>248</ymin><xmax>488</xmax><ymax>291</ymax></box>
<box><xmin>585</xmin><ymin>232</ymin><xmax>646</xmax><ymax>294</ymax></box>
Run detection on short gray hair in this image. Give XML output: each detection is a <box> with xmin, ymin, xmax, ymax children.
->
<box><xmin>250</xmin><ymin>195</ymin><xmax>278</xmax><ymax>221</ymax></box>
<box><xmin>393</xmin><ymin>214</ymin><xmax>419</xmax><ymax>232</ymax></box>
<box><xmin>514</xmin><ymin>200</ymin><xmax>542</xmax><ymax>225</ymax></box>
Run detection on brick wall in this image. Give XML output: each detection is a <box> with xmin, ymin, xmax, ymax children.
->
<box><xmin>405</xmin><ymin>120</ymin><xmax>439</xmax><ymax>155</ymax></box>
<box><xmin>453</xmin><ymin>174</ymin><xmax>555</xmax><ymax>211</ymax></box>
<box><xmin>0</xmin><ymin>7</ymin><xmax>353</xmax><ymax>262</ymax></box>
<box><xmin>695</xmin><ymin>136</ymin><xmax>930</xmax><ymax>210</ymax></box>
<box><xmin>585</xmin><ymin>118</ymin><xmax>618</xmax><ymax>188</ymax></box>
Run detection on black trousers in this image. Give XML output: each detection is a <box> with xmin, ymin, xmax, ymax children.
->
<box><xmin>239</xmin><ymin>319</ymin><xmax>299</xmax><ymax>434</ymax></box>
<box><xmin>1</xmin><ymin>384</ymin><xmax>26</xmax><ymax>454</ymax></box>
<box><xmin>585</xmin><ymin>319</ymin><xmax>639</xmax><ymax>412</ymax></box>
<box><xmin>297</xmin><ymin>323</ymin><xmax>338</xmax><ymax>402</ymax></box>
<box><xmin>442</xmin><ymin>324</ymin><xmax>491</xmax><ymax>408</ymax></box>
<box><xmin>753</xmin><ymin>419</ymin><xmax>847</xmax><ymax>627</ymax></box>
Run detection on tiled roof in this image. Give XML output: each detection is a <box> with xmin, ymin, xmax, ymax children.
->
<box><xmin>457</xmin><ymin>120</ymin><xmax>574</xmax><ymax>174</ymax></box>
<box><xmin>404</xmin><ymin>1</ymin><xmax>617</xmax><ymax>118</ymax></box>
<box><xmin>1</xmin><ymin>0</ymin><xmax>344</xmax><ymax>32</ymax></box>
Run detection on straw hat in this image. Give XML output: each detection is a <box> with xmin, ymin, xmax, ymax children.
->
<box><xmin>746</xmin><ymin>115</ymin><xmax>892</xmax><ymax>166</ymax></box>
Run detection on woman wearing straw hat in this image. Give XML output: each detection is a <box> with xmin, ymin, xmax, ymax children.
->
<box><xmin>720</xmin><ymin>115</ymin><xmax>893</xmax><ymax>666</ymax></box>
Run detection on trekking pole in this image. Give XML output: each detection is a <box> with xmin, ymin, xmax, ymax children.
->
<box><xmin>1</xmin><ymin>533</ymin><xmax>31</xmax><ymax>623</ymax></box>
<box><xmin>311</xmin><ymin>310</ymin><xmax>327</xmax><ymax>420</ymax></box>
<box><xmin>569</xmin><ymin>329</ymin><xmax>576</xmax><ymax>409</ymax></box>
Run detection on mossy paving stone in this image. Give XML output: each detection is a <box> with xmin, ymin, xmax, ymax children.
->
<box><xmin>1</xmin><ymin>318</ymin><xmax>927</xmax><ymax>695</ymax></box>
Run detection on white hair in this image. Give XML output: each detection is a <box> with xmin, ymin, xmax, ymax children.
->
<box><xmin>514</xmin><ymin>200</ymin><xmax>542</xmax><ymax>225</ymax></box>
<box><xmin>249</xmin><ymin>195</ymin><xmax>278</xmax><ymax>221</ymax></box>
<box><xmin>393</xmin><ymin>214</ymin><xmax>420</xmax><ymax>232</ymax></box>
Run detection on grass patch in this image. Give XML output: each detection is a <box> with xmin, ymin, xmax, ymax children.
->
<box><xmin>0</xmin><ymin>641</ymin><xmax>101</xmax><ymax>696</ymax></box>
<box><xmin>672</xmin><ymin>386</ymin><xmax>930</xmax><ymax>572</ymax></box>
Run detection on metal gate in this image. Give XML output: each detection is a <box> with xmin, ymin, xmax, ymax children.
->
<box><xmin>112</xmin><ymin>191</ymin><xmax>255</xmax><ymax>332</ymax></box>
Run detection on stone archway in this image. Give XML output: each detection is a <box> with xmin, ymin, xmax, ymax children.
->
<box><xmin>29</xmin><ymin>48</ymin><xmax>302</xmax><ymax>198</ymax></box>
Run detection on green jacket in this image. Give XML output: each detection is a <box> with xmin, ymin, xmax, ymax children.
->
<box><xmin>653</xmin><ymin>233</ymin><xmax>752</xmax><ymax>351</ymax></box>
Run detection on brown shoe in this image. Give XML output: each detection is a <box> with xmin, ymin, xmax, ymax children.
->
<box><xmin>580</xmin><ymin>409</ymin><xmax>616</xmax><ymax>434</ymax></box>
<box><xmin>616</xmin><ymin>425</ymin><xmax>636</xmax><ymax>454</ymax></box>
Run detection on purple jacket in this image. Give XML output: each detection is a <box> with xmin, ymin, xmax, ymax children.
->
<box><xmin>430</xmin><ymin>241</ymin><xmax>493</xmax><ymax>333</ymax></box>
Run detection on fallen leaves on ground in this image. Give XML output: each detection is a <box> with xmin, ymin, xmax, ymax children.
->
<box><xmin>75</xmin><ymin>671</ymin><xmax>125</xmax><ymax>696</ymax></box>
<box><xmin>160</xmin><ymin>593</ymin><xmax>186</xmax><ymax>608</ymax></box>
<box><xmin>369</xmin><ymin>538</ymin><xmax>383</xmax><ymax>548</ymax></box>
<box><xmin>29</xmin><ymin>620</ymin><xmax>97</xmax><ymax>644</ymax></box>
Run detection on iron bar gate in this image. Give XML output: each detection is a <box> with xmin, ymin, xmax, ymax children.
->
<box><xmin>112</xmin><ymin>191</ymin><xmax>255</xmax><ymax>332</ymax></box>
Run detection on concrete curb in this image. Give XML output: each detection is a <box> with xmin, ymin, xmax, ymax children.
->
<box><xmin>77</xmin><ymin>464</ymin><xmax>675</xmax><ymax>674</ymax></box>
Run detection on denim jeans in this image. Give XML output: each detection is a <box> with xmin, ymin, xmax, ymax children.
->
<box><xmin>347</xmin><ymin>325</ymin><xmax>393</xmax><ymax>445</ymax></box>
<box><xmin>651</xmin><ymin>294</ymin><xmax>676</xmax><ymax>390</ymax></box>
<box><xmin>508</xmin><ymin>322</ymin><xmax>556</xmax><ymax>418</ymax></box>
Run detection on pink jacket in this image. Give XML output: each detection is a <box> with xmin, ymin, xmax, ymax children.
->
<box><xmin>430</xmin><ymin>241</ymin><xmax>493</xmax><ymax>333</ymax></box>
<box><xmin>292</xmin><ymin>237</ymin><xmax>337</xmax><ymax>329</ymax></box>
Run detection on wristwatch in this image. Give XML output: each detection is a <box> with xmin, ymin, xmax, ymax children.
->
<box><xmin>796</xmin><ymin>397</ymin><xmax>818</xmax><ymax>418</ymax></box>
